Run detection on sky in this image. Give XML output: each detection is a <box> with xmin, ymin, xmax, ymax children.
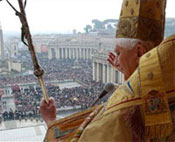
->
<box><xmin>0</xmin><ymin>0</ymin><xmax>175</xmax><ymax>34</ymax></box>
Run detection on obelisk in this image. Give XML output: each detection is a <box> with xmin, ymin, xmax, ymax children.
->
<box><xmin>0</xmin><ymin>22</ymin><xmax>5</xmax><ymax>60</ymax></box>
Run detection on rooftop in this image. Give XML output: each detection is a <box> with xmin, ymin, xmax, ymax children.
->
<box><xmin>0</xmin><ymin>120</ymin><xmax>47</xmax><ymax>142</ymax></box>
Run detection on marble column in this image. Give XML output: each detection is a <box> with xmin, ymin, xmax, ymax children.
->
<box><xmin>110</xmin><ymin>67</ymin><xmax>114</xmax><ymax>82</ymax></box>
<box><xmin>93</xmin><ymin>62</ymin><xmax>96</xmax><ymax>80</ymax></box>
<box><xmin>103</xmin><ymin>64</ymin><xmax>106</xmax><ymax>83</ymax></box>
<box><xmin>65</xmin><ymin>48</ymin><xmax>68</xmax><ymax>59</ymax></box>
<box><xmin>67</xmin><ymin>48</ymin><xmax>69</xmax><ymax>59</ymax></box>
<box><xmin>116</xmin><ymin>70</ymin><xmax>120</xmax><ymax>83</ymax></box>
<box><xmin>59</xmin><ymin>48</ymin><xmax>61</xmax><ymax>59</ymax></box>
<box><xmin>74</xmin><ymin>48</ymin><xmax>77</xmax><ymax>59</ymax></box>
<box><xmin>56</xmin><ymin>48</ymin><xmax>60</xmax><ymax>59</ymax></box>
<box><xmin>83</xmin><ymin>48</ymin><xmax>85</xmax><ymax>59</ymax></box>
<box><xmin>86</xmin><ymin>49</ymin><xmax>89</xmax><ymax>59</ymax></box>
<box><xmin>69</xmin><ymin>48</ymin><xmax>72</xmax><ymax>59</ymax></box>
<box><xmin>120</xmin><ymin>72</ymin><xmax>124</xmax><ymax>83</ymax></box>
<box><xmin>77</xmin><ymin>48</ymin><xmax>79</xmax><ymax>59</ymax></box>
<box><xmin>79</xmin><ymin>48</ymin><xmax>82</xmax><ymax>59</ymax></box>
<box><xmin>89</xmin><ymin>49</ymin><xmax>92</xmax><ymax>59</ymax></box>
<box><xmin>99</xmin><ymin>63</ymin><xmax>103</xmax><ymax>81</ymax></box>
<box><xmin>72</xmin><ymin>48</ymin><xmax>74</xmax><ymax>59</ymax></box>
<box><xmin>79</xmin><ymin>48</ymin><xmax>81</xmax><ymax>59</ymax></box>
<box><xmin>74</xmin><ymin>48</ymin><xmax>76</xmax><ymax>59</ymax></box>
<box><xmin>55</xmin><ymin>48</ymin><xmax>57</xmax><ymax>59</ymax></box>
<box><xmin>85</xmin><ymin>48</ymin><xmax>87</xmax><ymax>59</ymax></box>
<box><xmin>48</xmin><ymin>48</ymin><xmax>52</xmax><ymax>59</ymax></box>
<box><xmin>107</xmin><ymin>65</ymin><xmax>110</xmax><ymax>82</ymax></box>
<box><xmin>81</xmin><ymin>48</ymin><xmax>84</xmax><ymax>59</ymax></box>
<box><xmin>105</xmin><ymin>65</ymin><xmax>107</xmax><ymax>82</ymax></box>
<box><xmin>64</xmin><ymin>48</ymin><xmax>66</xmax><ymax>59</ymax></box>
<box><xmin>88</xmin><ymin>49</ymin><xmax>91</xmax><ymax>59</ymax></box>
<box><xmin>96</xmin><ymin>63</ymin><xmax>100</xmax><ymax>82</ymax></box>
<box><xmin>61</xmin><ymin>48</ymin><xmax>63</xmax><ymax>59</ymax></box>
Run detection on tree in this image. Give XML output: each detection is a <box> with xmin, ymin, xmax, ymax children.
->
<box><xmin>103</xmin><ymin>19</ymin><xmax>117</xmax><ymax>24</ymax></box>
<box><xmin>106</xmin><ymin>24</ymin><xmax>113</xmax><ymax>30</ymax></box>
<box><xmin>92</xmin><ymin>19</ymin><xmax>104</xmax><ymax>31</ymax></box>
<box><xmin>84</xmin><ymin>25</ymin><xmax>92</xmax><ymax>33</ymax></box>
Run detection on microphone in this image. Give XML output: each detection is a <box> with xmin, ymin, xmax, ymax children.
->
<box><xmin>91</xmin><ymin>82</ymin><xmax>115</xmax><ymax>107</ymax></box>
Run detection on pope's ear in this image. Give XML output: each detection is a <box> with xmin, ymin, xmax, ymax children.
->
<box><xmin>135</xmin><ymin>43</ymin><xmax>146</xmax><ymax>58</ymax></box>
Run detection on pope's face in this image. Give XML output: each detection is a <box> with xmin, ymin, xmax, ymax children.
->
<box><xmin>114</xmin><ymin>44</ymin><xmax>139</xmax><ymax>80</ymax></box>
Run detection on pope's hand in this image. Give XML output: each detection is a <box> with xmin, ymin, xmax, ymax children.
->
<box><xmin>107</xmin><ymin>52</ymin><xmax>116</xmax><ymax>67</ymax></box>
<box><xmin>40</xmin><ymin>97</ymin><xmax>57</xmax><ymax>126</ymax></box>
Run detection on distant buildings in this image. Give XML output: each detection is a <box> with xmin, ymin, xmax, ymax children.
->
<box><xmin>0</xmin><ymin>22</ymin><xmax>5</xmax><ymax>60</ymax></box>
<box><xmin>46</xmin><ymin>34</ymin><xmax>123</xmax><ymax>84</ymax></box>
<box><xmin>0</xmin><ymin>23</ymin><xmax>22</xmax><ymax>74</ymax></box>
<box><xmin>47</xmin><ymin>34</ymin><xmax>98</xmax><ymax>60</ymax></box>
<box><xmin>1</xmin><ymin>18</ymin><xmax>175</xmax><ymax>82</ymax></box>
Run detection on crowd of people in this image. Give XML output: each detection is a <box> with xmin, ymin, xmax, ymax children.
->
<box><xmin>0</xmin><ymin>53</ymin><xmax>97</xmax><ymax>87</ymax></box>
<box><xmin>13</xmin><ymin>83</ymin><xmax>104</xmax><ymax>115</ymax></box>
<box><xmin>0</xmin><ymin>54</ymin><xmax>107</xmax><ymax>121</ymax></box>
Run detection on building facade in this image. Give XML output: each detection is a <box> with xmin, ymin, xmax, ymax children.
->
<box><xmin>47</xmin><ymin>34</ymin><xmax>123</xmax><ymax>84</ymax></box>
<box><xmin>92</xmin><ymin>51</ymin><xmax>124</xmax><ymax>84</ymax></box>
<box><xmin>48</xmin><ymin>45</ymin><xmax>95</xmax><ymax>60</ymax></box>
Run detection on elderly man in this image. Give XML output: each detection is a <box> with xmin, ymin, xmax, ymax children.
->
<box><xmin>40</xmin><ymin>0</ymin><xmax>172</xmax><ymax>141</ymax></box>
<box><xmin>107</xmin><ymin>38</ymin><xmax>154</xmax><ymax>80</ymax></box>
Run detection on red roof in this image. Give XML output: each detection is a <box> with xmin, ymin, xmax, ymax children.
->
<box><xmin>41</xmin><ymin>45</ymin><xmax>48</xmax><ymax>52</ymax></box>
